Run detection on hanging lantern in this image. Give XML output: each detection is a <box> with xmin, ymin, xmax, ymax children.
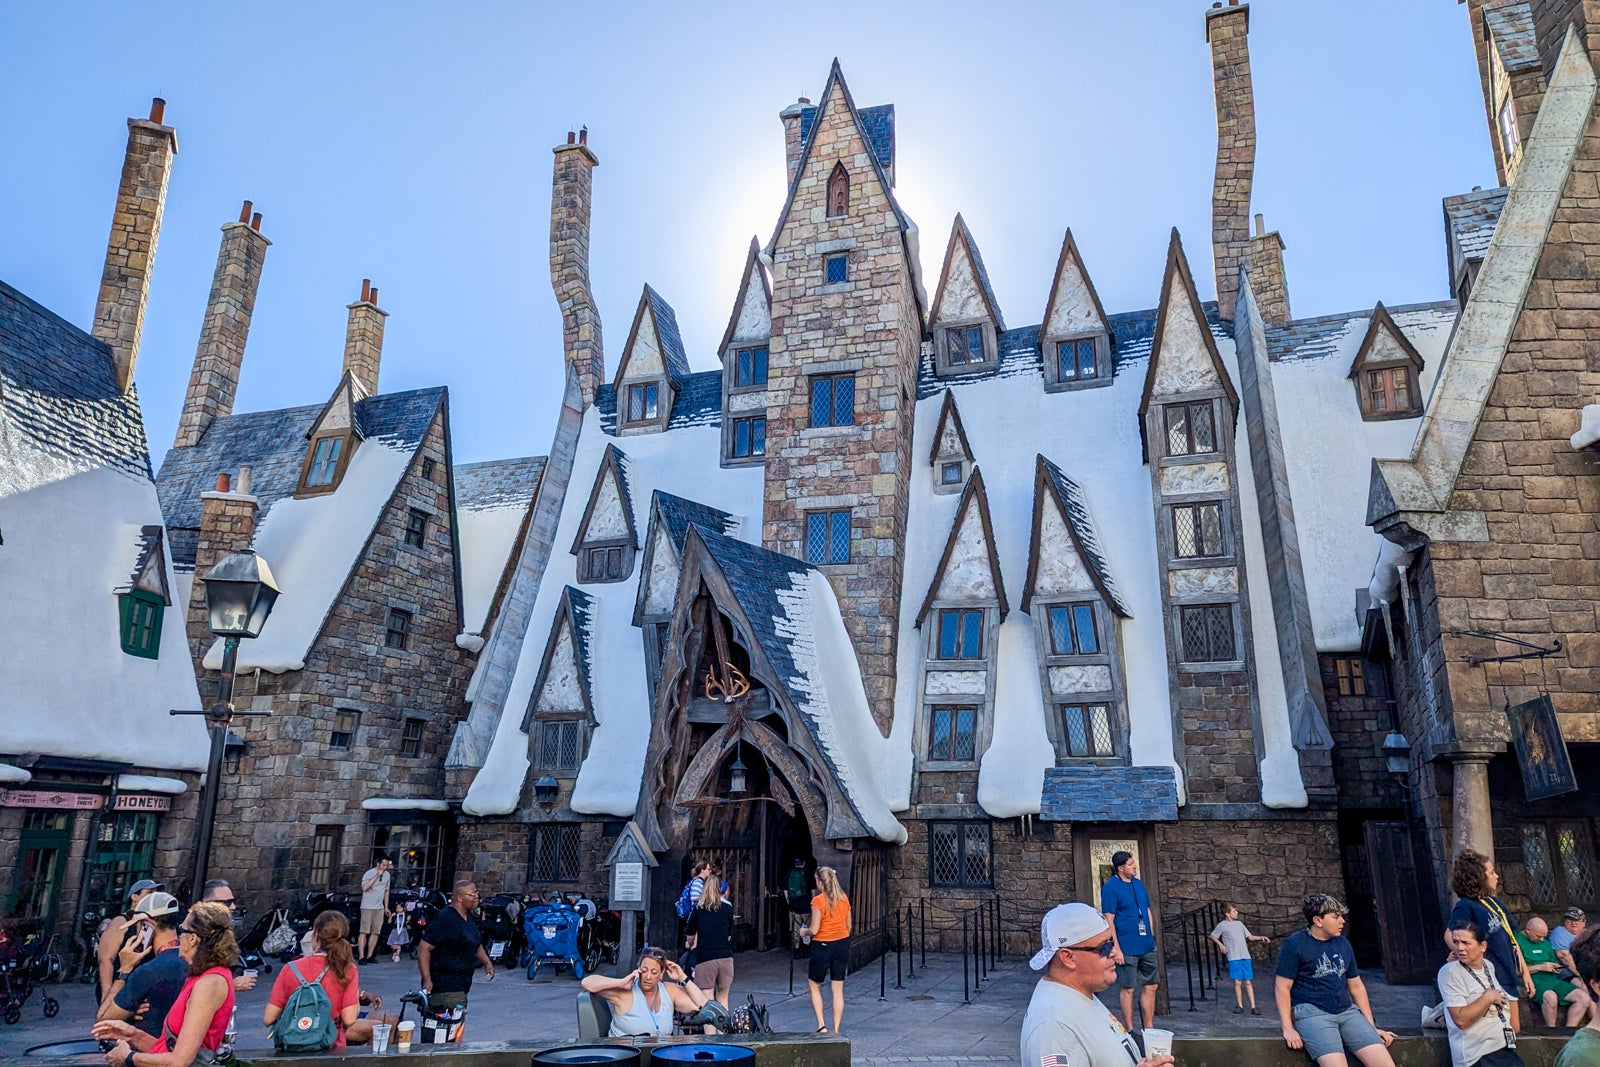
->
<box><xmin>729</xmin><ymin>752</ymin><xmax>747</xmax><ymax>796</ymax></box>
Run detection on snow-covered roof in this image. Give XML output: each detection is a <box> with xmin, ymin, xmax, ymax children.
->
<box><xmin>455</xmin><ymin>456</ymin><xmax>545</xmax><ymax>637</ymax></box>
<box><xmin>0</xmin><ymin>279</ymin><xmax>207</xmax><ymax>772</ymax></box>
<box><xmin>1443</xmin><ymin>187</ymin><xmax>1508</xmax><ymax>288</ymax></box>
<box><xmin>156</xmin><ymin>387</ymin><xmax>446</xmax><ymax>673</ymax></box>
<box><xmin>1265</xmin><ymin>301</ymin><xmax>1458</xmax><ymax>649</ymax></box>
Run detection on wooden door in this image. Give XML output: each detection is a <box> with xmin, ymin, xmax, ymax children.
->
<box><xmin>1363</xmin><ymin>820</ymin><xmax>1443</xmax><ymax>984</ymax></box>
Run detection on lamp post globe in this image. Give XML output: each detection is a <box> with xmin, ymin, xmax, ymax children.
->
<box><xmin>202</xmin><ymin>549</ymin><xmax>280</xmax><ymax>638</ymax></box>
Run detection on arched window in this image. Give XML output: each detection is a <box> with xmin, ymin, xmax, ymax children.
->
<box><xmin>827</xmin><ymin>163</ymin><xmax>849</xmax><ymax>218</ymax></box>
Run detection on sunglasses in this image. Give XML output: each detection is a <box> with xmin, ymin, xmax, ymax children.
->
<box><xmin>179</xmin><ymin>927</ymin><xmax>199</xmax><ymax>937</ymax></box>
<box><xmin>214</xmin><ymin>898</ymin><xmax>238</xmax><ymax>909</ymax></box>
<box><xmin>1066</xmin><ymin>939</ymin><xmax>1118</xmax><ymax>959</ymax></box>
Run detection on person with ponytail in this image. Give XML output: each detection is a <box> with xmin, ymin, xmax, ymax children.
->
<box><xmin>687</xmin><ymin>873</ymin><xmax>736</xmax><ymax>1012</ymax></box>
<box><xmin>262</xmin><ymin>911</ymin><xmax>364</xmax><ymax>1048</ymax></box>
<box><xmin>800</xmin><ymin>866</ymin><xmax>852</xmax><ymax>1034</ymax></box>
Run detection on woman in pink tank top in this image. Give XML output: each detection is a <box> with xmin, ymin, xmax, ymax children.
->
<box><xmin>92</xmin><ymin>902</ymin><xmax>239</xmax><ymax>1067</ymax></box>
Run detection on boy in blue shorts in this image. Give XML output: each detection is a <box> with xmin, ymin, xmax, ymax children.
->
<box><xmin>1210</xmin><ymin>903</ymin><xmax>1270</xmax><ymax>1014</ymax></box>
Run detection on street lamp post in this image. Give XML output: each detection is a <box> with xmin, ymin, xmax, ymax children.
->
<box><xmin>173</xmin><ymin>550</ymin><xmax>279</xmax><ymax>895</ymax></box>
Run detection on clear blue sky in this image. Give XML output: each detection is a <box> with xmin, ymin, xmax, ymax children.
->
<box><xmin>0</xmin><ymin>2</ymin><xmax>1492</xmax><ymax>468</ymax></box>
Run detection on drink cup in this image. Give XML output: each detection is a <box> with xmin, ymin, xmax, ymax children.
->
<box><xmin>370</xmin><ymin>1024</ymin><xmax>391</xmax><ymax>1054</ymax></box>
<box><xmin>1142</xmin><ymin>1028</ymin><xmax>1174</xmax><ymax>1059</ymax></box>
<box><xmin>242</xmin><ymin>969</ymin><xmax>258</xmax><ymax>981</ymax></box>
<box><xmin>396</xmin><ymin>1020</ymin><xmax>414</xmax><ymax>1052</ymax></box>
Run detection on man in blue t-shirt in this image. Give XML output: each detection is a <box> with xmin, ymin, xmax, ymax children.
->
<box><xmin>1101</xmin><ymin>850</ymin><xmax>1159</xmax><ymax>1032</ymax></box>
<box><xmin>95</xmin><ymin>892</ymin><xmax>187</xmax><ymax>1039</ymax></box>
<box><xmin>1274</xmin><ymin>893</ymin><xmax>1397</xmax><ymax>1067</ymax></box>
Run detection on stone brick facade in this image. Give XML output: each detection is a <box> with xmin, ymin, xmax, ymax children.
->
<box><xmin>1319</xmin><ymin>653</ymin><xmax>1406</xmax><ymax>811</ymax></box>
<box><xmin>763</xmin><ymin>71</ymin><xmax>921</xmax><ymax>732</ymax></box>
<box><xmin>342</xmin><ymin>284</ymin><xmax>387</xmax><ymax>395</ymax></box>
<box><xmin>550</xmin><ymin>137</ymin><xmax>604</xmax><ymax>408</ymax></box>
<box><xmin>174</xmin><ymin>206</ymin><xmax>269</xmax><ymax>450</ymax></box>
<box><xmin>1206</xmin><ymin>2</ymin><xmax>1254</xmax><ymax>322</ymax></box>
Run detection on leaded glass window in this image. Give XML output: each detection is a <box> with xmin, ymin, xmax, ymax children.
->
<box><xmin>1179</xmin><ymin>603</ymin><xmax>1235</xmax><ymax>663</ymax></box>
<box><xmin>1060</xmin><ymin>703</ymin><xmax>1115</xmax><ymax>758</ymax></box>
<box><xmin>810</xmin><ymin>374</ymin><xmax>855</xmax><ymax>427</ymax></box>
<box><xmin>1047</xmin><ymin>603</ymin><xmax>1099</xmax><ymax>656</ymax></box>
<box><xmin>1057</xmin><ymin>338</ymin><xmax>1098</xmax><ymax>381</ymax></box>
<box><xmin>805</xmin><ymin>510</ymin><xmax>851</xmax><ymax>565</ymax></box>
<box><xmin>1173</xmin><ymin>502</ymin><xmax>1225</xmax><ymax>558</ymax></box>
<box><xmin>529</xmin><ymin>824</ymin><xmax>582</xmax><ymax>883</ymax></box>
<box><xmin>945</xmin><ymin>325</ymin><xmax>986</xmax><ymax>367</ymax></box>
<box><xmin>1164</xmin><ymin>401</ymin><xmax>1217</xmax><ymax>457</ymax></box>
<box><xmin>930</xmin><ymin>821</ymin><xmax>992</xmax><ymax>888</ymax></box>
<box><xmin>538</xmin><ymin>719</ymin><xmax>582</xmax><ymax>774</ymax></box>
<box><xmin>928</xmin><ymin>706</ymin><xmax>978</xmax><ymax>762</ymax></box>
<box><xmin>627</xmin><ymin>383</ymin><xmax>660</xmax><ymax>423</ymax></box>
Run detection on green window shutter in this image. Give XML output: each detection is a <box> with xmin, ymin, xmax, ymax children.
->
<box><xmin>119</xmin><ymin>591</ymin><xmax>164</xmax><ymax>659</ymax></box>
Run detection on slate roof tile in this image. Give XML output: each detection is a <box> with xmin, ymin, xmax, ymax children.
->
<box><xmin>653</xmin><ymin>491</ymin><xmax>739</xmax><ymax>552</ymax></box>
<box><xmin>1265</xmin><ymin>300</ymin><xmax>1458</xmax><ymax>364</ymax></box>
<box><xmin>1485</xmin><ymin>2</ymin><xmax>1539</xmax><ymax>72</ymax></box>
<box><xmin>1038</xmin><ymin>455</ymin><xmax>1130</xmax><ymax>618</ymax></box>
<box><xmin>456</xmin><ymin>456</ymin><xmax>546</xmax><ymax>511</ymax></box>
<box><xmin>597</xmin><ymin>369</ymin><xmax>722</xmax><ymax>433</ymax></box>
<box><xmin>800</xmin><ymin>103</ymin><xmax>894</xmax><ymax>171</ymax></box>
<box><xmin>644</xmin><ymin>285</ymin><xmax>692</xmax><ymax>386</ymax></box>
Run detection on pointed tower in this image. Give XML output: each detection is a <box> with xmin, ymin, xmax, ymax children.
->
<box><xmin>763</xmin><ymin>61</ymin><xmax>923</xmax><ymax>733</ymax></box>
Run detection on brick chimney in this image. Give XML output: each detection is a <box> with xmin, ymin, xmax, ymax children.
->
<box><xmin>186</xmin><ymin>467</ymin><xmax>258</xmax><ymax>661</ymax></box>
<box><xmin>93</xmin><ymin>98</ymin><xmax>177</xmax><ymax>394</ymax></box>
<box><xmin>343</xmin><ymin>278</ymin><xmax>387</xmax><ymax>394</ymax></box>
<box><xmin>779</xmin><ymin>96</ymin><xmax>811</xmax><ymax>186</ymax></box>
<box><xmin>550</xmin><ymin>129</ymin><xmax>604</xmax><ymax>407</ymax></box>
<box><xmin>1247</xmin><ymin>213</ymin><xmax>1291</xmax><ymax>326</ymax></box>
<box><xmin>174</xmin><ymin>203</ymin><xmax>270</xmax><ymax>449</ymax></box>
<box><xmin>1206</xmin><ymin>1</ymin><xmax>1255</xmax><ymax>322</ymax></box>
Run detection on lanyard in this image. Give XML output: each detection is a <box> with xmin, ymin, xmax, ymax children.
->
<box><xmin>1459</xmin><ymin>961</ymin><xmax>1509</xmax><ymax>1026</ymax></box>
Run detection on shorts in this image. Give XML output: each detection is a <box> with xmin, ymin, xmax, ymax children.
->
<box><xmin>1291</xmin><ymin>1002</ymin><xmax>1384</xmax><ymax>1061</ymax></box>
<box><xmin>808</xmin><ymin>938</ymin><xmax>850</xmax><ymax>984</ymax></box>
<box><xmin>693</xmin><ymin>956</ymin><xmax>734</xmax><ymax>991</ymax></box>
<box><xmin>1228</xmin><ymin>959</ymin><xmax>1254</xmax><ymax>981</ymax></box>
<box><xmin>1116</xmin><ymin>950</ymin><xmax>1160</xmax><ymax>989</ymax></box>
<box><xmin>360</xmin><ymin>908</ymin><xmax>386</xmax><ymax>936</ymax></box>
<box><xmin>1534</xmin><ymin>973</ymin><xmax>1578</xmax><ymax>1005</ymax></box>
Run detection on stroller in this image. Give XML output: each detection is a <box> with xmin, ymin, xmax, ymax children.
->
<box><xmin>0</xmin><ymin>929</ymin><xmax>62</xmax><ymax>1026</ymax></box>
<box><xmin>476</xmin><ymin>894</ymin><xmax>520</xmax><ymax>965</ymax></box>
<box><xmin>395</xmin><ymin>990</ymin><xmax>467</xmax><ymax>1045</ymax></box>
<box><xmin>520</xmin><ymin>902</ymin><xmax>585</xmax><ymax>980</ymax></box>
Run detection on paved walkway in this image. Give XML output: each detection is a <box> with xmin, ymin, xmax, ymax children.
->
<box><xmin>0</xmin><ymin>949</ymin><xmax>1438</xmax><ymax>1063</ymax></box>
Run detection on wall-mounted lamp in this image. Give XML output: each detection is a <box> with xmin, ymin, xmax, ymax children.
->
<box><xmin>1381</xmin><ymin>731</ymin><xmax>1412</xmax><ymax>777</ymax></box>
<box><xmin>534</xmin><ymin>775</ymin><xmax>559</xmax><ymax>805</ymax></box>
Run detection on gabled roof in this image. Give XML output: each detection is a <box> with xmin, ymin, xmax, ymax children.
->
<box><xmin>716</xmin><ymin>236</ymin><xmax>772</xmax><ymax>359</ymax></box>
<box><xmin>1346</xmin><ymin>302</ymin><xmax>1426</xmax><ymax>378</ymax></box>
<box><xmin>615</xmin><ymin>284</ymin><xmax>691</xmax><ymax>389</ymax></box>
<box><xmin>654</xmin><ymin>491</ymin><xmax>740</xmax><ymax>552</ymax></box>
<box><xmin>117</xmin><ymin>525</ymin><xmax>172</xmax><ymax>603</ymax></box>
<box><xmin>800</xmin><ymin>102</ymin><xmax>894</xmax><ymax>172</ymax></box>
<box><xmin>307</xmin><ymin>369</ymin><xmax>372</xmax><ymax>442</ymax></box>
<box><xmin>928</xmin><ymin>390</ymin><xmax>974</xmax><ymax>464</ymax></box>
<box><xmin>1023</xmin><ymin>455</ymin><xmax>1131</xmax><ymax>617</ymax></box>
<box><xmin>569</xmin><ymin>443</ymin><xmax>638</xmax><ymax>552</ymax></box>
<box><xmin>1443</xmin><ymin>186</ymin><xmax>1508</xmax><ymax>287</ymax></box>
<box><xmin>1265</xmin><ymin>300</ymin><xmax>1457</xmax><ymax>364</ymax></box>
<box><xmin>929</xmin><ymin>214</ymin><xmax>1005</xmax><ymax>331</ymax></box>
<box><xmin>1041</xmin><ymin>228</ymin><xmax>1112</xmax><ymax>340</ymax></box>
<box><xmin>597</xmin><ymin>370</ymin><xmax>722</xmax><ymax>433</ymax></box>
<box><xmin>633</xmin><ymin>491</ymin><xmax>741</xmax><ymax>626</ymax></box>
<box><xmin>156</xmin><ymin>387</ymin><xmax>447</xmax><ymax>567</ymax></box>
<box><xmin>915</xmin><ymin>467</ymin><xmax>1007</xmax><ymax>623</ymax></box>
<box><xmin>455</xmin><ymin>456</ymin><xmax>546</xmax><ymax>637</ymax></box>
<box><xmin>1484</xmin><ymin>2</ymin><xmax>1539</xmax><ymax>73</ymax></box>
<box><xmin>1138</xmin><ymin>228</ymin><xmax>1239</xmax><ymax>418</ymax></box>
<box><xmin>519</xmin><ymin>586</ymin><xmax>595</xmax><ymax>730</ymax></box>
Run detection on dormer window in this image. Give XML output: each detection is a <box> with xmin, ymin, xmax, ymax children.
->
<box><xmin>1348</xmin><ymin>303</ymin><xmax>1426</xmax><ymax>421</ymax></box>
<box><xmin>940</xmin><ymin>461</ymin><xmax>963</xmax><ymax>487</ymax></box>
<box><xmin>1056</xmin><ymin>338</ymin><xmax>1100</xmax><ymax>382</ymax></box>
<box><xmin>827</xmin><ymin>163</ymin><xmax>849</xmax><ymax>218</ymax></box>
<box><xmin>119</xmin><ymin>591</ymin><xmax>164</xmax><ymax>659</ymax></box>
<box><xmin>307</xmin><ymin>436</ymin><xmax>342</xmax><ymax>486</ymax></box>
<box><xmin>626</xmin><ymin>383</ymin><xmax>660</xmax><ymax>424</ymax></box>
<box><xmin>572</xmin><ymin>445</ymin><xmax>638</xmax><ymax>583</ymax></box>
<box><xmin>1164</xmin><ymin>400</ymin><xmax>1217</xmax><ymax>457</ymax></box>
<box><xmin>944</xmin><ymin>325</ymin><xmax>987</xmax><ymax>369</ymax></box>
<box><xmin>1498</xmin><ymin>96</ymin><xmax>1521</xmax><ymax>162</ymax></box>
<box><xmin>734</xmin><ymin>346</ymin><xmax>768</xmax><ymax>389</ymax></box>
<box><xmin>1366</xmin><ymin>367</ymin><xmax>1413</xmax><ymax>414</ymax></box>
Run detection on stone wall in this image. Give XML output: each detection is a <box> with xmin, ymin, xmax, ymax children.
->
<box><xmin>1320</xmin><ymin>653</ymin><xmax>1406</xmax><ymax>811</ymax></box>
<box><xmin>174</xmin><ymin>210</ymin><xmax>269</xmax><ymax>450</ymax></box>
<box><xmin>1206</xmin><ymin>1</ymin><xmax>1255</xmax><ymax>322</ymax></box>
<box><xmin>199</xmin><ymin>411</ymin><xmax>475</xmax><ymax>907</ymax></box>
<box><xmin>1156</xmin><ymin>815</ymin><xmax>1341</xmax><ymax>939</ymax></box>
<box><xmin>550</xmin><ymin>139</ymin><xmax>603</xmax><ymax>407</ymax></box>
<box><xmin>763</xmin><ymin>73</ymin><xmax>920</xmax><ymax>733</ymax></box>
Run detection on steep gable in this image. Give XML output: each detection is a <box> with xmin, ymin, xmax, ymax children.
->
<box><xmin>1041</xmin><ymin>228</ymin><xmax>1111</xmax><ymax>340</ymax></box>
<box><xmin>519</xmin><ymin>586</ymin><xmax>595</xmax><ymax>729</ymax></box>
<box><xmin>916</xmin><ymin>468</ymin><xmax>1007</xmax><ymax>623</ymax></box>
<box><xmin>633</xmin><ymin>491</ymin><xmax>740</xmax><ymax>625</ymax></box>
<box><xmin>1139</xmin><ymin>229</ymin><xmax>1238</xmax><ymax>415</ymax></box>
<box><xmin>717</xmin><ymin>236</ymin><xmax>772</xmax><ymax>358</ymax></box>
<box><xmin>1023</xmin><ymin>455</ymin><xmax>1130</xmax><ymax>617</ymax></box>
<box><xmin>570</xmin><ymin>443</ymin><xmax>638</xmax><ymax>554</ymax></box>
<box><xmin>930</xmin><ymin>214</ymin><xmax>1005</xmax><ymax>331</ymax></box>
<box><xmin>1347</xmin><ymin>302</ymin><xmax>1426</xmax><ymax>378</ymax></box>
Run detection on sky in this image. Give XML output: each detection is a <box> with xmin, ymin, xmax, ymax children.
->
<box><xmin>0</xmin><ymin>2</ymin><xmax>1493</xmax><ymax>470</ymax></box>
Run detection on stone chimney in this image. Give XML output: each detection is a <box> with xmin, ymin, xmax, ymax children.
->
<box><xmin>550</xmin><ymin>129</ymin><xmax>604</xmax><ymax>407</ymax></box>
<box><xmin>186</xmin><ymin>468</ymin><xmax>258</xmax><ymax>661</ymax></box>
<box><xmin>779</xmin><ymin>96</ymin><xmax>811</xmax><ymax>186</ymax></box>
<box><xmin>93</xmin><ymin>98</ymin><xmax>177</xmax><ymax>394</ymax></box>
<box><xmin>174</xmin><ymin>203</ymin><xmax>270</xmax><ymax>449</ymax></box>
<box><xmin>343</xmin><ymin>279</ymin><xmax>387</xmax><ymax>394</ymax></box>
<box><xmin>1206</xmin><ymin>1</ymin><xmax>1255</xmax><ymax>322</ymax></box>
<box><xmin>1247</xmin><ymin>213</ymin><xmax>1291</xmax><ymax>326</ymax></box>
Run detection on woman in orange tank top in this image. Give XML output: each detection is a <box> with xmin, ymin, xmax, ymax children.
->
<box><xmin>800</xmin><ymin>866</ymin><xmax>852</xmax><ymax>1033</ymax></box>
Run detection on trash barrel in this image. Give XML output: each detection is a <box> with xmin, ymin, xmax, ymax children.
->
<box><xmin>647</xmin><ymin>1046</ymin><xmax>756</xmax><ymax>1063</ymax></box>
<box><xmin>22</xmin><ymin>1040</ymin><xmax>107</xmax><ymax>1059</ymax></box>
<box><xmin>530</xmin><ymin>1046</ymin><xmax>642</xmax><ymax>1065</ymax></box>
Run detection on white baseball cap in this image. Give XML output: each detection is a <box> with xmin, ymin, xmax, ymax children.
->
<box><xmin>1030</xmin><ymin>903</ymin><xmax>1110</xmax><ymax>970</ymax></box>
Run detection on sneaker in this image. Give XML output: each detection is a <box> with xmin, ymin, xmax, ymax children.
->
<box><xmin>1231</xmin><ymin>1005</ymin><xmax>1244</xmax><ymax>1014</ymax></box>
<box><xmin>1250</xmin><ymin>1008</ymin><xmax>1260</xmax><ymax>1016</ymax></box>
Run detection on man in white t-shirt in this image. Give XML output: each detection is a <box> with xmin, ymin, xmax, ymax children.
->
<box><xmin>1020</xmin><ymin>902</ymin><xmax>1175</xmax><ymax>1067</ymax></box>
<box><xmin>358</xmin><ymin>854</ymin><xmax>393</xmax><ymax>963</ymax></box>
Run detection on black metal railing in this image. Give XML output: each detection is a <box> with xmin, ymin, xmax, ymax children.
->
<box><xmin>1162</xmin><ymin>899</ymin><xmax>1229</xmax><ymax>1011</ymax></box>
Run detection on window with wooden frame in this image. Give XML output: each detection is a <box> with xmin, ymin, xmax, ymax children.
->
<box><xmin>930</xmin><ymin>821</ymin><xmax>992</xmax><ymax>889</ymax></box>
<box><xmin>927</xmin><ymin>706</ymin><xmax>979</xmax><ymax>762</ymax></box>
<box><xmin>535</xmin><ymin>719</ymin><xmax>584</xmax><ymax>776</ymax></box>
<box><xmin>1046</xmin><ymin>603</ymin><xmax>1099</xmax><ymax>657</ymax></box>
<box><xmin>940</xmin><ymin>461</ymin><xmax>964</xmax><ymax>487</ymax></box>
<box><xmin>625</xmin><ymin>382</ymin><xmax>661</xmax><ymax>424</ymax></box>
<box><xmin>943</xmin><ymin>324</ymin><xmax>987</xmax><ymax>369</ymax></box>
<box><xmin>1056</xmin><ymin>338</ymin><xmax>1099</xmax><ymax>382</ymax></box>
<box><xmin>935</xmin><ymin>608</ymin><xmax>984</xmax><ymax>660</ymax></box>
<box><xmin>1333</xmin><ymin>658</ymin><xmax>1366</xmax><ymax>697</ymax></box>
<box><xmin>1164</xmin><ymin>400</ymin><xmax>1217</xmax><ymax>457</ymax></box>
<box><xmin>1059</xmin><ymin>702</ymin><xmax>1116</xmax><ymax>759</ymax></box>
<box><xmin>529</xmin><ymin>824</ymin><xmax>582</xmax><ymax>883</ymax></box>
<box><xmin>399</xmin><ymin>718</ymin><xmax>424</xmax><ymax>758</ymax></box>
<box><xmin>310</xmin><ymin>826</ymin><xmax>342</xmax><ymax>890</ymax></box>
<box><xmin>733</xmin><ymin>346</ymin><xmax>768</xmax><ymax>389</ymax></box>
<box><xmin>404</xmin><ymin>508</ymin><xmax>428</xmax><ymax>549</ymax></box>
<box><xmin>386</xmin><ymin>608</ymin><xmax>412</xmax><ymax>650</ymax></box>
<box><xmin>827</xmin><ymin>163</ymin><xmax>849</xmax><ymax>218</ymax></box>
<box><xmin>810</xmin><ymin>374</ymin><xmax>855</xmax><ymax>428</ymax></box>
<box><xmin>304</xmin><ymin>435</ymin><xmax>345</xmax><ymax>488</ymax></box>
<box><xmin>119</xmin><ymin>590</ymin><xmax>163</xmax><ymax>659</ymax></box>
<box><xmin>579</xmin><ymin>542</ymin><xmax>630</xmax><ymax>583</ymax></box>
<box><xmin>1365</xmin><ymin>366</ymin><xmax>1414</xmax><ymax>416</ymax></box>
<box><xmin>731</xmin><ymin>417</ymin><xmax>766</xmax><ymax>459</ymax></box>
<box><xmin>1521</xmin><ymin>821</ymin><xmax>1599</xmax><ymax>910</ymax></box>
<box><xmin>805</xmin><ymin>509</ymin><xmax>851</xmax><ymax>565</ymax></box>
<box><xmin>1172</xmin><ymin>502</ymin><xmax>1225</xmax><ymax>559</ymax></box>
<box><xmin>1498</xmin><ymin>95</ymin><xmax>1521</xmax><ymax>163</ymax></box>
<box><xmin>330</xmin><ymin>709</ymin><xmax>359</xmax><ymax>750</ymax></box>
<box><xmin>1179</xmin><ymin>603</ymin><xmax>1236</xmax><ymax>664</ymax></box>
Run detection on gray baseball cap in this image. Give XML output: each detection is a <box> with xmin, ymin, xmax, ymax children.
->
<box><xmin>128</xmin><ymin>879</ymin><xmax>163</xmax><ymax>898</ymax></box>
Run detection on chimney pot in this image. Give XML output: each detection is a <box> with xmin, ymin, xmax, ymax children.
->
<box><xmin>567</xmin><ymin>131</ymin><xmax>576</xmax><ymax>145</ymax></box>
<box><xmin>1254</xmin><ymin>213</ymin><xmax>1265</xmax><ymax>236</ymax></box>
<box><xmin>369</xmin><ymin>286</ymin><xmax>378</xmax><ymax>305</ymax></box>
<box><xmin>361</xmin><ymin>278</ymin><xmax>371</xmax><ymax>303</ymax></box>
<box><xmin>251</xmin><ymin>212</ymin><xmax>262</xmax><ymax>232</ymax></box>
<box><xmin>239</xmin><ymin>200</ymin><xmax>252</xmax><ymax>224</ymax></box>
<box><xmin>215</xmin><ymin>472</ymin><xmax>231</xmax><ymax>493</ymax></box>
<box><xmin>799</xmin><ymin>95</ymin><xmax>810</xmax><ymax>105</ymax></box>
<box><xmin>236</xmin><ymin>465</ymin><xmax>252</xmax><ymax>495</ymax></box>
<box><xmin>1229</xmin><ymin>0</ymin><xmax>1239</xmax><ymax>6</ymax></box>
<box><xmin>579</xmin><ymin>126</ymin><xmax>588</xmax><ymax>145</ymax></box>
<box><xmin>149</xmin><ymin>97</ymin><xmax>166</xmax><ymax>124</ymax></box>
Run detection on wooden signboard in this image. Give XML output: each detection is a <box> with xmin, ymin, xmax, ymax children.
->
<box><xmin>1506</xmin><ymin>695</ymin><xmax>1578</xmax><ymax>801</ymax></box>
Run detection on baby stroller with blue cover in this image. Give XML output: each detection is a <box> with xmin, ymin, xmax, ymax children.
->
<box><xmin>521</xmin><ymin>903</ymin><xmax>584</xmax><ymax>980</ymax></box>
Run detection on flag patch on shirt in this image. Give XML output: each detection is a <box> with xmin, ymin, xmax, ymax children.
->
<box><xmin>1040</xmin><ymin>1056</ymin><xmax>1071</xmax><ymax>1067</ymax></box>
